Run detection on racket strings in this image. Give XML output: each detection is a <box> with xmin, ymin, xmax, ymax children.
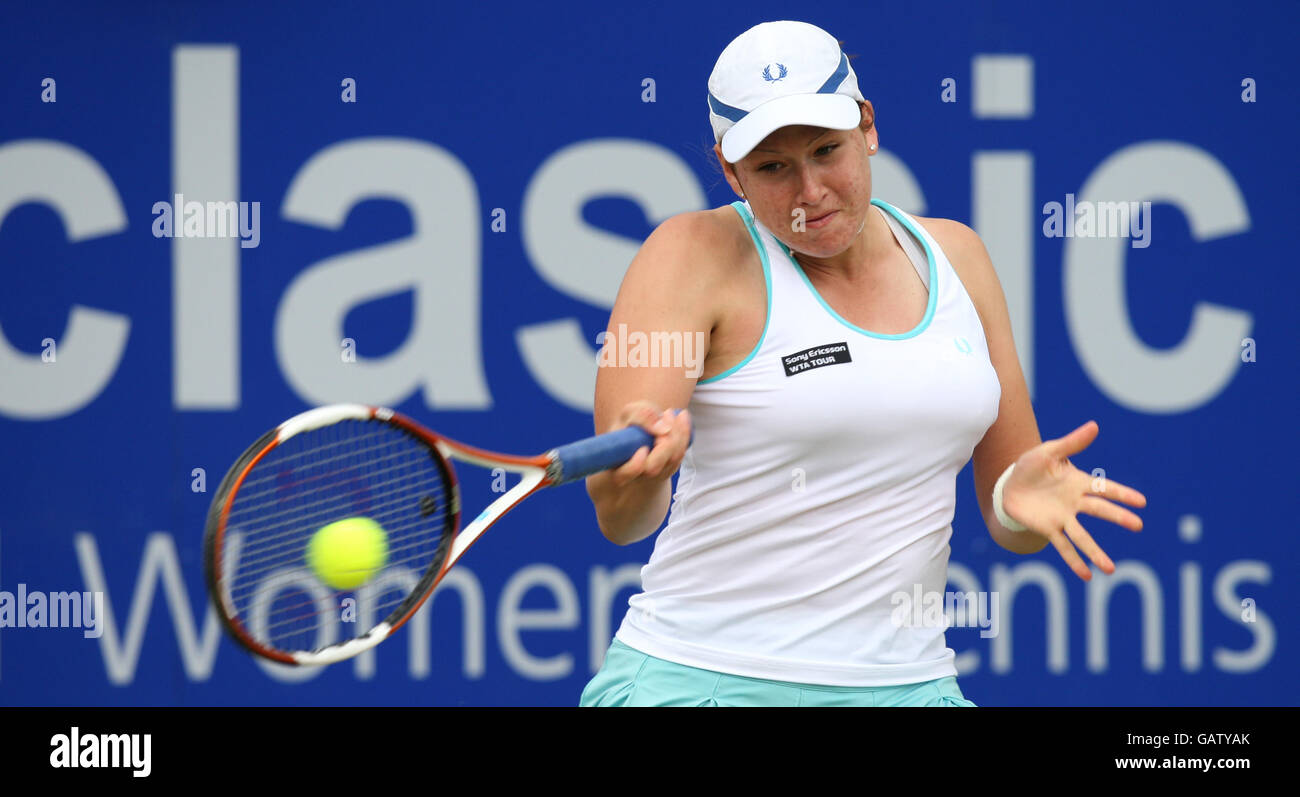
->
<box><xmin>230</xmin><ymin>442</ymin><xmax>440</xmax><ymax>534</ymax></box>
<box><xmin>230</xmin><ymin>464</ymin><xmax>449</xmax><ymax>565</ymax></box>
<box><xmin>220</xmin><ymin>420</ymin><xmax>453</xmax><ymax>653</ymax></box>
<box><xmin>239</xmin><ymin>426</ymin><xmax>399</xmax><ymax>470</ymax></box>
<box><xmin>248</xmin><ymin>533</ymin><xmax>456</xmax><ymax>638</ymax></box>
<box><xmin>253</xmin><ymin>568</ymin><xmax>433</xmax><ymax>636</ymax></box>
<box><xmin>229</xmin><ymin>481</ymin><xmax>449</xmax><ymax>582</ymax></box>
<box><xmin>228</xmin><ymin>421</ymin><xmax>442</xmax><ymax>533</ymax></box>
<box><xmin>229</xmin><ymin>512</ymin><xmax>451</xmax><ymax>587</ymax></box>
<box><xmin>245</xmin><ymin>542</ymin><xmax>445</xmax><ymax>628</ymax></box>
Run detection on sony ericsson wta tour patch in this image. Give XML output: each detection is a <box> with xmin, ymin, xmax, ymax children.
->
<box><xmin>781</xmin><ymin>342</ymin><xmax>852</xmax><ymax>377</ymax></box>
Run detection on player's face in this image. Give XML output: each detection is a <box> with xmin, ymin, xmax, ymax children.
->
<box><xmin>721</xmin><ymin>103</ymin><xmax>878</xmax><ymax>258</ymax></box>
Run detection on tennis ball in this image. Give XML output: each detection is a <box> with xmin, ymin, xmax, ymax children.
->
<box><xmin>306</xmin><ymin>517</ymin><xmax>389</xmax><ymax>590</ymax></box>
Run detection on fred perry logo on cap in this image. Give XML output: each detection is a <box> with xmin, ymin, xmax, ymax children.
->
<box><xmin>781</xmin><ymin>342</ymin><xmax>852</xmax><ymax>377</ymax></box>
<box><xmin>708</xmin><ymin>21</ymin><xmax>865</xmax><ymax>163</ymax></box>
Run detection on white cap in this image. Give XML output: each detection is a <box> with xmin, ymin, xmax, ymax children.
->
<box><xmin>708</xmin><ymin>21</ymin><xmax>865</xmax><ymax>163</ymax></box>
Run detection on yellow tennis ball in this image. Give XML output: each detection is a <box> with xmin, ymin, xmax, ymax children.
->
<box><xmin>307</xmin><ymin>517</ymin><xmax>389</xmax><ymax>590</ymax></box>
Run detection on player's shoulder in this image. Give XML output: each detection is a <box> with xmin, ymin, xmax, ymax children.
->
<box><xmin>611</xmin><ymin>206</ymin><xmax>752</xmax><ymax>334</ymax></box>
<box><xmin>907</xmin><ymin>214</ymin><xmax>986</xmax><ymax>260</ymax></box>
<box><xmin>646</xmin><ymin>205</ymin><xmax>749</xmax><ymax>252</ymax></box>
<box><xmin>908</xmin><ymin>214</ymin><xmax>1003</xmax><ymax>316</ymax></box>
<box><xmin>634</xmin><ymin>205</ymin><xmax>753</xmax><ymax>282</ymax></box>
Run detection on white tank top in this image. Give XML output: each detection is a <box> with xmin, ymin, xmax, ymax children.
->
<box><xmin>613</xmin><ymin>198</ymin><xmax>1003</xmax><ymax>686</ymax></box>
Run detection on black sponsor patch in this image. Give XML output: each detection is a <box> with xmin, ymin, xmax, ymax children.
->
<box><xmin>781</xmin><ymin>342</ymin><xmax>852</xmax><ymax>377</ymax></box>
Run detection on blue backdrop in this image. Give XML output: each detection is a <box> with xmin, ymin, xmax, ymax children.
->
<box><xmin>1</xmin><ymin>0</ymin><xmax>1295</xmax><ymax>706</ymax></box>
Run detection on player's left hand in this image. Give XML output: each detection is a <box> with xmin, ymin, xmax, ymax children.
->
<box><xmin>1001</xmin><ymin>420</ymin><xmax>1147</xmax><ymax>581</ymax></box>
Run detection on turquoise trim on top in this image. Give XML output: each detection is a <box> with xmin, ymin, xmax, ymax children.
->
<box><xmin>697</xmin><ymin>201</ymin><xmax>772</xmax><ymax>385</ymax></box>
<box><xmin>776</xmin><ymin>198</ymin><xmax>938</xmax><ymax>341</ymax></box>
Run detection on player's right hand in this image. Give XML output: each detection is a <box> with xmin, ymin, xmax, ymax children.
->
<box><xmin>608</xmin><ymin>401</ymin><xmax>692</xmax><ymax>488</ymax></box>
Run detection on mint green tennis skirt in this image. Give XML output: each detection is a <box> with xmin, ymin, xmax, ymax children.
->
<box><xmin>580</xmin><ymin>639</ymin><xmax>977</xmax><ymax>707</ymax></box>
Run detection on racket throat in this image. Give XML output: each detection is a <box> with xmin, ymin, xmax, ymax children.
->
<box><xmin>445</xmin><ymin>469</ymin><xmax>545</xmax><ymax>569</ymax></box>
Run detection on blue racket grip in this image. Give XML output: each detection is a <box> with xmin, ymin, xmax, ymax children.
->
<box><xmin>549</xmin><ymin>411</ymin><xmax>692</xmax><ymax>486</ymax></box>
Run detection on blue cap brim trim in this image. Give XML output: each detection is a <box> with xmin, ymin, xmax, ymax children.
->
<box><xmin>708</xmin><ymin>92</ymin><xmax>748</xmax><ymax>123</ymax></box>
<box><xmin>816</xmin><ymin>52</ymin><xmax>850</xmax><ymax>94</ymax></box>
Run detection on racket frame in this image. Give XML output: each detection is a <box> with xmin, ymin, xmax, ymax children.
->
<box><xmin>204</xmin><ymin>403</ymin><xmax>610</xmax><ymax>666</ymax></box>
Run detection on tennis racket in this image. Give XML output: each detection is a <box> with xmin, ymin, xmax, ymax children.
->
<box><xmin>203</xmin><ymin>403</ymin><xmax>680</xmax><ymax>666</ymax></box>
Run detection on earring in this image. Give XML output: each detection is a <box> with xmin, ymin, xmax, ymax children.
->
<box><xmin>869</xmin><ymin>143</ymin><xmax>877</xmax><ymax>151</ymax></box>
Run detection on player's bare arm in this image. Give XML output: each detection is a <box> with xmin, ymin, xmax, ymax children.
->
<box><xmin>585</xmin><ymin>210</ymin><xmax>731</xmax><ymax>546</ymax></box>
<box><xmin>926</xmin><ymin>217</ymin><xmax>1147</xmax><ymax>579</ymax></box>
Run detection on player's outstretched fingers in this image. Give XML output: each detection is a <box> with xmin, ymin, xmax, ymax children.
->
<box><xmin>1088</xmin><ymin>476</ymin><xmax>1148</xmax><ymax>510</ymax></box>
<box><xmin>1048</xmin><ymin>420</ymin><xmax>1099</xmax><ymax>459</ymax></box>
<box><xmin>1047</xmin><ymin>530</ymin><xmax>1092</xmax><ymax>581</ymax></box>
<box><xmin>1063</xmin><ymin>517</ymin><xmax>1115</xmax><ymax>574</ymax></box>
<box><xmin>1081</xmin><ymin>495</ymin><xmax>1143</xmax><ymax>532</ymax></box>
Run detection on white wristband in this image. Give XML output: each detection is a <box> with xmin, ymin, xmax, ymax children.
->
<box><xmin>993</xmin><ymin>462</ymin><xmax>1029</xmax><ymax>532</ymax></box>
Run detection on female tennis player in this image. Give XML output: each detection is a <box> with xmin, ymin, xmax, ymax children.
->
<box><xmin>580</xmin><ymin>20</ymin><xmax>1146</xmax><ymax>707</ymax></box>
